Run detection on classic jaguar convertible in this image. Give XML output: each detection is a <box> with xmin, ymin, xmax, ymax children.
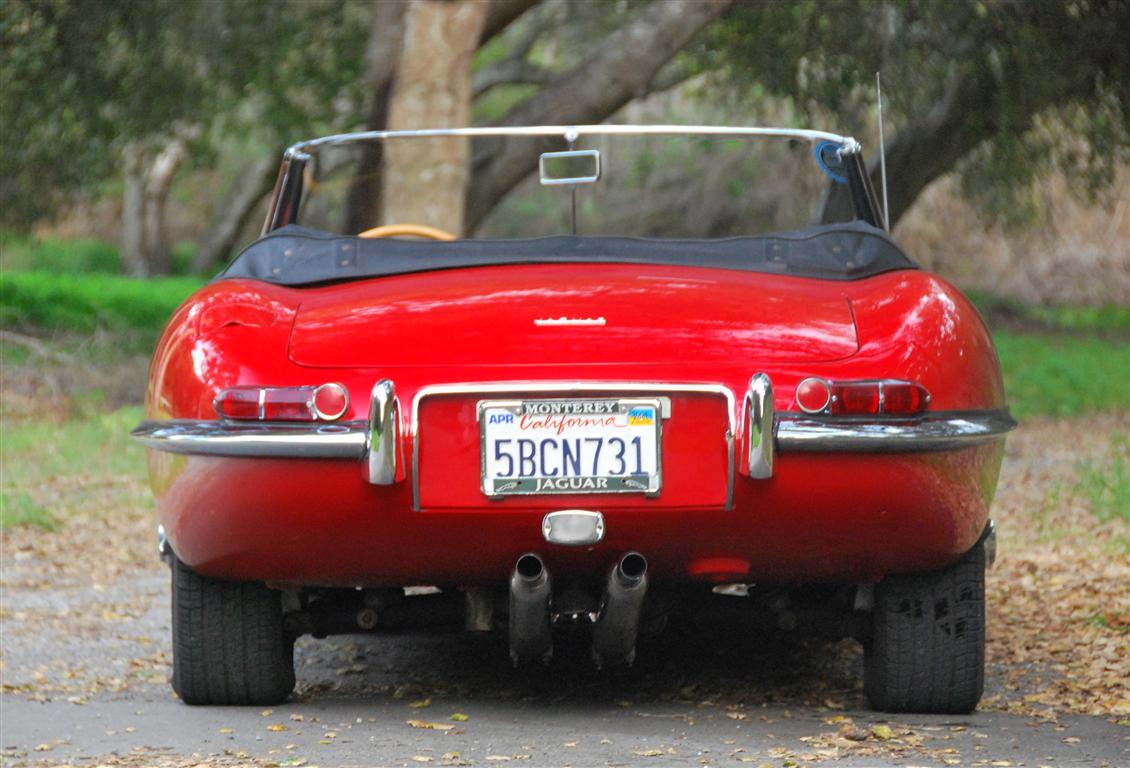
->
<box><xmin>133</xmin><ymin>125</ymin><xmax>1014</xmax><ymax>712</ymax></box>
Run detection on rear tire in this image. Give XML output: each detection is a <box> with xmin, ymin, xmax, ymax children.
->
<box><xmin>171</xmin><ymin>555</ymin><xmax>295</xmax><ymax>705</ymax></box>
<box><xmin>864</xmin><ymin>540</ymin><xmax>986</xmax><ymax>714</ymax></box>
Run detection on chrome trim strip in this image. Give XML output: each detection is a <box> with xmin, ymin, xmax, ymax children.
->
<box><xmin>411</xmin><ymin>382</ymin><xmax>737</xmax><ymax>512</ymax></box>
<box><xmin>286</xmin><ymin>124</ymin><xmax>858</xmax><ymax>159</ymax></box>
<box><xmin>744</xmin><ymin>374</ymin><xmax>774</xmax><ymax>479</ymax></box>
<box><xmin>776</xmin><ymin>410</ymin><xmax>1016</xmax><ymax>452</ymax></box>
<box><xmin>130</xmin><ymin>420</ymin><xmax>367</xmax><ymax>458</ymax></box>
<box><xmin>368</xmin><ymin>379</ymin><xmax>399</xmax><ymax>484</ymax></box>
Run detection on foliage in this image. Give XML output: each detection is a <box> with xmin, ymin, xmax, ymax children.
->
<box><xmin>1</xmin><ymin>232</ymin><xmax>201</xmax><ymax>276</ymax></box>
<box><xmin>0</xmin><ymin>271</ymin><xmax>202</xmax><ymax>341</ymax></box>
<box><xmin>0</xmin><ymin>233</ymin><xmax>121</xmax><ymax>274</ymax></box>
<box><xmin>995</xmin><ymin>331</ymin><xmax>1130</xmax><ymax>419</ymax></box>
<box><xmin>0</xmin><ymin>0</ymin><xmax>370</xmax><ymax>231</ymax></box>
<box><xmin>702</xmin><ymin>0</ymin><xmax>1130</xmax><ymax>225</ymax></box>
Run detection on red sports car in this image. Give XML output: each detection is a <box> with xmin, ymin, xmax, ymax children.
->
<box><xmin>133</xmin><ymin>125</ymin><xmax>1014</xmax><ymax>712</ymax></box>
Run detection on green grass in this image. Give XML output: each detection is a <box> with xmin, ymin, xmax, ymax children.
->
<box><xmin>0</xmin><ymin>233</ymin><xmax>122</xmax><ymax>274</ymax></box>
<box><xmin>1077</xmin><ymin>435</ymin><xmax>1130</xmax><ymax>526</ymax></box>
<box><xmin>1</xmin><ymin>232</ymin><xmax>198</xmax><ymax>276</ymax></box>
<box><xmin>0</xmin><ymin>406</ymin><xmax>148</xmax><ymax>531</ymax></box>
<box><xmin>0</xmin><ymin>491</ymin><xmax>58</xmax><ymax>530</ymax></box>
<box><xmin>0</xmin><ymin>271</ymin><xmax>202</xmax><ymax>347</ymax></box>
<box><xmin>966</xmin><ymin>289</ymin><xmax>1130</xmax><ymax>334</ymax></box>
<box><xmin>994</xmin><ymin>331</ymin><xmax>1130</xmax><ymax>419</ymax></box>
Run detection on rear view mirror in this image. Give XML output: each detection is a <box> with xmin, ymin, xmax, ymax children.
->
<box><xmin>539</xmin><ymin>149</ymin><xmax>601</xmax><ymax>186</ymax></box>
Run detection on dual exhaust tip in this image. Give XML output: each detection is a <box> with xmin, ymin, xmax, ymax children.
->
<box><xmin>509</xmin><ymin>551</ymin><xmax>648</xmax><ymax>667</ymax></box>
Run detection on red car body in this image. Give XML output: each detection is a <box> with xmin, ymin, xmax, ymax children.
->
<box><xmin>133</xmin><ymin>125</ymin><xmax>1014</xmax><ymax>711</ymax></box>
<box><xmin>144</xmin><ymin>266</ymin><xmax>1004</xmax><ymax>585</ymax></box>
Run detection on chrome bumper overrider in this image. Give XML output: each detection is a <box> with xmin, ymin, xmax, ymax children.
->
<box><xmin>131</xmin><ymin>378</ymin><xmax>1016</xmax><ymax>484</ymax></box>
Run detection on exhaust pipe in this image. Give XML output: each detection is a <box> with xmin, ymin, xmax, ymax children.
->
<box><xmin>592</xmin><ymin>552</ymin><xmax>649</xmax><ymax>668</ymax></box>
<box><xmin>509</xmin><ymin>553</ymin><xmax>552</xmax><ymax>665</ymax></box>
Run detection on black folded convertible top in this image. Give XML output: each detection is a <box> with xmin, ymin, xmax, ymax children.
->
<box><xmin>218</xmin><ymin>221</ymin><xmax>916</xmax><ymax>286</ymax></box>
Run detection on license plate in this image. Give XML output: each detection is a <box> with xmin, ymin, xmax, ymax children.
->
<box><xmin>479</xmin><ymin>398</ymin><xmax>663</xmax><ymax>496</ymax></box>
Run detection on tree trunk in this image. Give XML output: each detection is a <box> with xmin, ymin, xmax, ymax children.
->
<box><xmin>820</xmin><ymin>72</ymin><xmax>1001</xmax><ymax>229</ymax></box>
<box><xmin>342</xmin><ymin>1</ymin><xmax>408</xmax><ymax>235</ymax></box>
<box><xmin>381</xmin><ymin>0</ymin><xmax>487</xmax><ymax>235</ymax></box>
<box><xmin>343</xmin><ymin>0</ymin><xmax>536</xmax><ymax>235</ymax></box>
<box><xmin>192</xmin><ymin>151</ymin><xmax>281</xmax><ymax>274</ymax></box>
<box><xmin>121</xmin><ymin>143</ymin><xmax>147</xmax><ymax>277</ymax></box>
<box><xmin>142</xmin><ymin>138</ymin><xmax>185</xmax><ymax>275</ymax></box>
<box><xmin>465</xmin><ymin>0</ymin><xmax>732</xmax><ymax>233</ymax></box>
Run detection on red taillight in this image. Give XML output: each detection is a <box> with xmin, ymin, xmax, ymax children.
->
<box><xmin>881</xmin><ymin>381</ymin><xmax>930</xmax><ymax>415</ymax></box>
<box><xmin>215</xmin><ymin>388</ymin><xmax>262</xmax><ymax>420</ymax></box>
<box><xmin>831</xmin><ymin>382</ymin><xmax>881</xmax><ymax>415</ymax></box>
<box><xmin>214</xmin><ymin>383</ymin><xmax>350</xmax><ymax>422</ymax></box>
<box><xmin>795</xmin><ymin>378</ymin><xmax>930</xmax><ymax>416</ymax></box>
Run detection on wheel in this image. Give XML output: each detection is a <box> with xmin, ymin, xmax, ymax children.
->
<box><xmin>170</xmin><ymin>555</ymin><xmax>295</xmax><ymax>705</ymax></box>
<box><xmin>864</xmin><ymin>540</ymin><xmax>986</xmax><ymax>713</ymax></box>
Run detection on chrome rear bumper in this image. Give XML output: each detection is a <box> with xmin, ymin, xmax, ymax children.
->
<box><xmin>133</xmin><ymin>407</ymin><xmax>1015</xmax><ymax>462</ymax></box>
<box><xmin>132</xmin><ymin>376</ymin><xmax>1016</xmax><ymax>493</ymax></box>
<box><xmin>775</xmin><ymin>410</ymin><xmax>1017</xmax><ymax>452</ymax></box>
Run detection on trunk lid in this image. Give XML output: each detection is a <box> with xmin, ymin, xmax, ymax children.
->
<box><xmin>288</xmin><ymin>264</ymin><xmax>858</xmax><ymax>367</ymax></box>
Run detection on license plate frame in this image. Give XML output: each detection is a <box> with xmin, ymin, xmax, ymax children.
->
<box><xmin>478</xmin><ymin>397</ymin><xmax>664</xmax><ymax>497</ymax></box>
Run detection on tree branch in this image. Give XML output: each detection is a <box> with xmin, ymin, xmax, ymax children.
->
<box><xmin>472</xmin><ymin>57</ymin><xmax>549</xmax><ymax>97</ymax></box>
<box><xmin>465</xmin><ymin>0</ymin><xmax>733</xmax><ymax>232</ymax></box>
<box><xmin>192</xmin><ymin>150</ymin><xmax>281</xmax><ymax>274</ymax></box>
<box><xmin>480</xmin><ymin>0</ymin><xmax>539</xmax><ymax>46</ymax></box>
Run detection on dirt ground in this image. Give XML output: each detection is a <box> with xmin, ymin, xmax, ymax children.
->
<box><xmin>1</xmin><ymin>413</ymin><xmax>1127</xmax><ymax>766</ymax></box>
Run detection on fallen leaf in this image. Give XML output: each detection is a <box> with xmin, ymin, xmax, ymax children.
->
<box><xmin>726</xmin><ymin>711</ymin><xmax>748</xmax><ymax>721</ymax></box>
<box><xmin>409</xmin><ymin>698</ymin><xmax>433</xmax><ymax>709</ymax></box>
<box><xmin>449</xmin><ymin>712</ymin><xmax>469</xmax><ymax>721</ymax></box>
<box><xmin>407</xmin><ymin>719</ymin><xmax>455</xmax><ymax>731</ymax></box>
<box><xmin>871</xmin><ymin>724</ymin><xmax>893</xmax><ymax>740</ymax></box>
<box><xmin>633</xmin><ymin>749</ymin><xmax>664</xmax><ymax>757</ymax></box>
<box><xmin>267</xmin><ymin>724</ymin><xmax>289</xmax><ymax>732</ymax></box>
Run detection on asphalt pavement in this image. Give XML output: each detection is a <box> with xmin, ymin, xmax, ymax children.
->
<box><xmin>1</xmin><ymin>572</ymin><xmax>1126</xmax><ymax>766</ymax></box>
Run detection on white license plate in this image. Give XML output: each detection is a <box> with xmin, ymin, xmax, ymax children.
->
<box><xmin>479</xmin><ymin>398</ymin><xmax>663</xmax><ymax>496</ymax></box>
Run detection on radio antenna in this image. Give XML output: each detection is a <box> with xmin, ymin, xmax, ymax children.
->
<box><xmin>876</xmin><ymin>72</ymin><xmax>890</xmax><ymax>233</ymax></box>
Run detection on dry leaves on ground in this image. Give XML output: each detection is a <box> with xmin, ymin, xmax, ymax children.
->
<box><xmin>985</xmin><ymin>413</ymin><xmax>1130</xmax><ymax>718</ymax></box>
